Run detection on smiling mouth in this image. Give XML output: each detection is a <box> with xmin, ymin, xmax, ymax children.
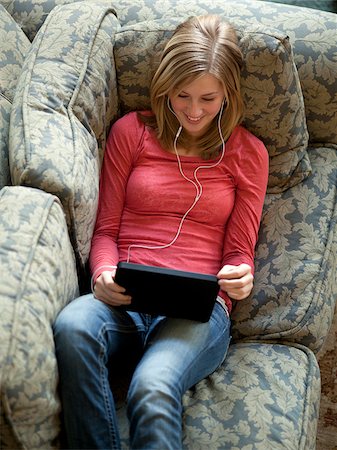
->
<box><xmin>186</xmin><ymin>116</ymin><xmax>202</xmax><ymax>123</ymax></box>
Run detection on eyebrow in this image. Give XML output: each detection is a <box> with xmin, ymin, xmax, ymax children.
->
<box><xmin>180</xmin><ymin>90</ymin><xmax>219</xmax><ymax>96</ymax></box>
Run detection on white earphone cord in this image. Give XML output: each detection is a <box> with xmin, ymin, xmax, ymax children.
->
<box><xmin>127</xmin><ymin>101</ymin><xmax>226</xmax><ymax>263</ymax></box>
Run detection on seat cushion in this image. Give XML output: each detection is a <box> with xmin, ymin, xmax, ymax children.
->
<box><xmin>232</xmin><ymin>146</ymin><xmax>337</xmax><ymax>352</ymax></box>
<box><xmin>0</xmin><ymin>186</ymin><xmax>79</xmax><ymax>449</ymax></box>
<box><xmin>9</xmin><ymin>2</ymin><xmax>120</xmax><ymax>267</ymax></box>
<box><xmin>116</xmin><ymin>342</ymin><xmax>320</xmax><ymax>449</ymax></box>
<box><xmin>0</xmin><ymin>4</ymin><xmax>30</xmax><ymax>189</ymax></box>
<box><xmin>114</xmin><ymin>17</ymin><xmax>310</xmax><ymax>193</ymax></box>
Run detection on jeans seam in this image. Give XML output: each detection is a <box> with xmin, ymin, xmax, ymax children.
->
<box><xmin>209</xmin><ymin>315</ymin><xmax>231</xmax><ymax>361</ymax></box>
<box><xmin>98</xmin><ymin>325</ymin><xmax>120</xmax><ymax>449</ymax></box>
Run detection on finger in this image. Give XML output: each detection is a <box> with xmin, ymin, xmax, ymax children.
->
<box><xmin>94</xmin><ymin>279</ymin><xmax>130</xmax><ymax>299</ymax></box>
<box><xmin>226</xmin><ymin>289</ymin><xmax>251</xmax><ymax>301</ymax></box>
<box><xmin>218</xmin><ymin>272</ymin><xmax>253</xmax><ymax>290</ymax></box>
<box><xmin>226</xmin><ymin>282</ymin><xmax>253</xmax><ymax>299</ymax></box>
<box><xmin>96</xmin><ymin>274</ymin><xmax>128</xmax><ymax>300</ymax></box>
<box><xmin>94</xmin><ymin>278</ymin><xmax>131</xmax><ymax>305</ymax></box>
<box><xmin>100</xmin><ymin>272</ymin><xmax>126</xmax><ymax>294</ymax></box>
<box><xmin>95</xmin><ymin>289</ymin><xmax>132</xmax><ymax>306</ymax></box>
<box><xmin>217</xmin><ymin>264</ymin><xmax>251</xmax><ymax>280</ymax></box>
<box><xmin>219</xmin><ymin>275</ymin><xmax>253</xmax><ymax>301</ymax></box>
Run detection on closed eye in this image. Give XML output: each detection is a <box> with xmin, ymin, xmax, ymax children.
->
<box><xmin>177</xmin><ymin>95</ymin><xmax>216</xmax><ymax>101</ymax></box>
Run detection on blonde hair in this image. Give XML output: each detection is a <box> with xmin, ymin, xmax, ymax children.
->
<box><xmin>143</xmin><ymin>15</ymin><xmax>244</xmax><ymax>159</ymax></box>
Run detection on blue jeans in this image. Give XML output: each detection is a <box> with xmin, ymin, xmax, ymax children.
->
<box><xmin>53</xmin><ymin>294</ymin><xmax>231</xmax><ymax>450</ymax></box>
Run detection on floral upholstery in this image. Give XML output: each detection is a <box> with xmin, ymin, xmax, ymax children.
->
<box><xmin>0</xmin><ymin>4</ymin><xmax>29</xmax><ymax>189</ymax></box>
<box><xmin>1</xmin><ymin>0</ymin><xmax>337</xmax><ymax>143</ymax></box>
<box><xmin>0</xmin><ymin>0</ymin><xmax>336</xmax><ymax>449</ymax></box>
<box><xmin>115</xmin><ymin>342</ymin><xmax>320</xmax><ymax>449</ymax></box>
<box><xmin>114</xmin><ymin>18</ymin><xmax>310</xmax><ymax>193</ymax></box>
<box><xmin>0</xmin><ymin>186</ymin><xmax>79</xmax><ymax>449</ymax></box>
<box><xmin>110</xmin><ymin>0</ymin><xmax>337</xmax><ymax>147</ymax></box>
<box><xmin>316</xmin><ymin>304</ymin><xmax>337</xmax><ymax>449</ymax></box>
<box><xmin>233</xmin><ymin>146</ymin><xmax>337</xmax><ymax>352</ymax></box>
<box><xmin>0</xmin><ymin>0</ymin><xmax>82</xmax><ymax>42</ymax></box>
<box><xmin>9</xmin><ymin>2</ymin><xmax>120</xmax><ymax>266</ymax></box>
<box><xmin>181</xmin><ymin>343</ymin><xmax>320</xmax><ymax>450</ymax></box>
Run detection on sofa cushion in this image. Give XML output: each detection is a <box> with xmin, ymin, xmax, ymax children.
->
<box><xmin>232</xmin><ymin>145</ymin><xmax>337</xmax><ymax>351</ymax></box>
<box><xmin>116</xmin><ymin>342</ymin><xmax>320</xmax><ymax>449</ymax></box>
<box><xmin>0</xmin><ymin>0</ymin><xmax>81</xmax><ymax>41</ymax></box>
<box><xmin>0</xmin><ymin>4</ymin><xmax>30</xmax><ymax>189</ymax></box>
<box><xmin>9</xmin><ymin>2</ymin><xmax>120</xmax><ymax>267</ymax></box>
<box><xmin>111</xmin><ymin>0</ymin><xmax>337</xmax><ymax>146</ymax></box>
<box><xmin>0</xmin><ymin>186</ymin><xmax>79</xmax><ymax>449</ymax></box>
<box><xmin>114</xmin><ymin>17</ymin><xmax>310</xmax><ymax>193</ymax></box>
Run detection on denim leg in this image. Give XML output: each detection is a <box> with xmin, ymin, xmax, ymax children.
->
<box><xmin>127</xmin><ymin>302</ymin><xmax>231</xmax><ymax>450</ymax></box>
<box><xmin>53</xmin><ymin>294</ymin><xmax>145</xmax><ymax>450</ymax></box>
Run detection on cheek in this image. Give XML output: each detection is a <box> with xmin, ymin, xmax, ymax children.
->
<box><xmin>209</xmin><ymin>102</ymin><xmax>223</xmax><ymax>116</ymax></box>
<box><xmin>169</xmin><ymin>98</ymin><xmax>184</xmax><ymax>113</ymax></box>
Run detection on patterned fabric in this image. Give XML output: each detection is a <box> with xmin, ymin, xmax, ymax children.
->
<box><xmin>0</xmin><ymin>0</ymin><xmax>80</xmax><ymax>41</ymax></box>
<box><xmin>0</xmin><ymin>4</ymin><xmax>30</xmax><ymax>189</ymax></box>
<box><xmin>1</xmin><ymin>0</ymin><xmax>336</xmax><ymax>448</ymax></box>
<box><xmin>232</xmin><ymin>145</ymin><xmax>337</xmax><ymax>353</ymax></box>
<box><xmin>184</xmin><ymin>342</ymin><xmax>320</xmax><ymax>449</ymax></box>
<box><xmin>115</xmin><ymin>342</ymin><xmax>321</xmax><ymax>449</ymax></box>
<box><xmin>109</xmin><ymin>0</ymin><xmax>337</xmax><ymax>146</ymax></box>
<box><xmin>114</xmin><ymin>18</ymin><xmax>310</xmax><ymax>193</ymax></box>
<box><xmin>0</xmin><ymin>186</ymin><xmax>79</xmax><ymax>449</ymax></box>
<box><xmin>317</xmin><ymin>304</ymin><xmax>337</xmax><ymax>450</ymax></box>
<box><xmin>9</xmin><ymin>2</ymin><xmax>120</xmax><ymax>266</ymax></box>
<box><xmin>1</xmin><ymin>0</ymin><xmax>336</xmax><ymax>143</ymax></box>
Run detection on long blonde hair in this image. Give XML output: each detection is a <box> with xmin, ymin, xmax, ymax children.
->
<box><xmin>143</xmin><ymin>15</ymin><xmax>244</xmax><ymax>159</ymax></box>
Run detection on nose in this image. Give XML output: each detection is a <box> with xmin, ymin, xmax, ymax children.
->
<box><xmin>187</xmin><ymin>100</ymin><xmax>202</xmax><ymax>117</ymax></box>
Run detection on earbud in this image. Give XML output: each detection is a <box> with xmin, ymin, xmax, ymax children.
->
<box><xmin>219</xmin><ymin>98</ymin><xmax>226</xmax><ymax>117</ymax></box>
<box><xmin>167</xmin><ymin>97</ymin><xmax>182</xmax><ymax>141</ymax></box>
<box><xmin>167</xmin><ymin>96</ymin><xmax>175</xmax><ymax>115</ymax></box>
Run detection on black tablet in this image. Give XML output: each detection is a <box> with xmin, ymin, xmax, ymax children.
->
<box><xmin>114</xmin><ymin>262</ymin><xmax>219</xmax><ymax>322</ymax></box>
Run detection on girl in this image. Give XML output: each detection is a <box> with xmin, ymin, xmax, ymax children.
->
<box><xmin>54</xmin><ymin>15</ymin><xmax>269</xmax><ymax>449</ymax></box>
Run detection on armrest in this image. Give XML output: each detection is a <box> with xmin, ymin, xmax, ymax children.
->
<box><xmin>0</xmin><ymin>185</ymin><xmax>78</xmax><ymax>449</ymax></box>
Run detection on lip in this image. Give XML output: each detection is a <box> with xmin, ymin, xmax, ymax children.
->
<box><xmin>185</xmin><ymin>114</ymin><xmax>203</xmax><ymax>124</ymax></box>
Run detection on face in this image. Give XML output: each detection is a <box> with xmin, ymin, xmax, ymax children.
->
<box><xmin>168</xmin><ymin>73</ymin><xmax>225</xmax><ymax>139</ymax></box>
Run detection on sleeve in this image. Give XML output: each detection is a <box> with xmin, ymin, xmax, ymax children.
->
<box><xmin>89</xmin><ymin>112</ymin><xmax>144</xmax><ymax>282</ymax></box>
<box><xmin>221</xmin><ymin>128</ymin><xmax>269</xmax><ymax>273</ymax></box>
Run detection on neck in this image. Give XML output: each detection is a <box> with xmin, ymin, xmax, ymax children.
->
<box><xmin>175</xmin><ymin>144</ymin><xmax>202</xmax><ymax>157</ymax></box>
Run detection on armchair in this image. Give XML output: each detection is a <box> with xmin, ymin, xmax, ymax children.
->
<box><xmin>1</xmin><ymin>0</ymin><xmax>336</xmax><ymax>449</ymax></box>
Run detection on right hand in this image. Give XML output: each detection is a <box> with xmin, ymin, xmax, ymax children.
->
<box><xmin>93</xmin><ymin>270</ymin><xmax>132</xmax><ymax>307</ymax></box>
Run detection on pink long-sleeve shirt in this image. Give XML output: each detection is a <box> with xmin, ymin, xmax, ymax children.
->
<box><xmin>90</xmin><ymin>112</ymin><xmax>269</xmax><ymax>311</ymax></box>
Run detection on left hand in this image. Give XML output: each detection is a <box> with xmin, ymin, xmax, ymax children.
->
<box><xmin>217</xmin><ymin>263</ymin><xmax>253</xmax><ymax>300</ymax></box>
